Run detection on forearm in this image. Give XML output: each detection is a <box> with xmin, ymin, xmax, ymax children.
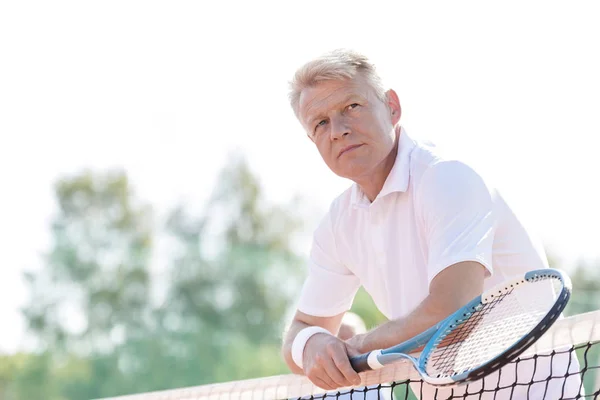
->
<box><xmin>355</xmin><ymin>296</ymin><xmax>453</xmax><ymax>353</ymax></box>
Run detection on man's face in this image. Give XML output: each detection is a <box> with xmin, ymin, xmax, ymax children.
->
<box><xmin>298</xmin><ymin>75</ymin><xmax>401</xmax><ymax>181</ymax></box>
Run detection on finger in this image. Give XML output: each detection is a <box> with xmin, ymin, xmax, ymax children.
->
<box><xmin>320</xmin><ymin>354</ymin><xmax>356</xmax><ymax>389</ymax></box>
<box><xmin>309</xmin><ymin>370</ymin><xmax>337</xmax><ymax>391</ymax></box>
<box><xmin>332</xmin><ymin>348</ymin><xmax>362</xmax><ymax>386</ymax></box>
<box><xmin>320</xmin><ymin>346</ymin><xmax>360</xmax><ymax>387</ymax></box>
<box><xmin>309</xmin><ymin>344</ymin><xmax>350</xmax><ymax>389</ymax></box>
<box><xmin>344</xmin><ymin>344</ymin><xmax>361</xmax><ymax>358</ymax></box>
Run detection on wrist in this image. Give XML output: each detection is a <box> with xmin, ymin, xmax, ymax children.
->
<box><xmin>291</xmin><ymin>326</ymin><xmax>331</xmax><ymax>369</ymax></box>
<box><xmin>347</xmin><ymin>332</ymin><xmax>367</xmax><ymax>353</ymax></box>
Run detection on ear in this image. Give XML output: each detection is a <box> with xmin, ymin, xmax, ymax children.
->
<box><xmin>386</xmin><ymin>89</ymin><xmax>401</xmax><ymax>125</ymax></box>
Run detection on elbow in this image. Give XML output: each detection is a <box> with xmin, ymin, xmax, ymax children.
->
<box><xmin>421</xmin><ymin>297</ymin><xmax>458</xmax><ymax>325</ymax></box>
<box><xmin>427</xmin><ymin>261</ymin><xmax>487</xmax><ymax>318</ymax></box>
<box><xmin>423</xmin><ymin>288</ymin><xmax>482</xmax><ymax>323</ymax></box>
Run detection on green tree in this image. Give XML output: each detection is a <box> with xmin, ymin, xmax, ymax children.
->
<box><xmin>20</xmin><ymin>169</ymin><xmax>154</xmax><ymax>399</ymax></box>
<box><xmin>546</xmin><ymin>249</ymin><xmax>600</xmax><ymax>316</ymax></box>
<box><xmin>0</xmin><ymin>352</ymin><xmax>28</xmax><ymax>400</ymax></box>
<box><xmin>349</xmin><ymin>288</ymin><xmax>387</xmax><ymax>330</ymax></box>
<box><xmin>15</xmin><ymin>158</ymin><xmax>310</xmax><ymax>399</ymax></box>
<box><xmin>156</xmin><ymin>155</ymin><xmax>306</xmax><ymax>386</ymax></box>
<box><xmin>565</xmin><ymin>260</ymin><xmax>600</xmax><ymax>316</ymax></box>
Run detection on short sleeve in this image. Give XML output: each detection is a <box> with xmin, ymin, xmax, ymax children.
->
<box><xmin>296</xmin><ymin>211</ymin><xmax>361</xmax><ymax>317</ymax></box>
<box><xmin>416</xmin><ymin>161</ymin><xmax>497</xmax><ymax>285</ymax></box>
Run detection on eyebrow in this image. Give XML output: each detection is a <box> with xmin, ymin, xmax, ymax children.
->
<box><xmin>306</xmin><ymin>94</ymin><xmax>364</xmax><ymax>127</ymax></box>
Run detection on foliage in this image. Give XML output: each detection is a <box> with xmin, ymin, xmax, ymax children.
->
<box><xmin>5</xmin><ymin>156</ymin><xmax>307</xmax><ymax>399</ymax></box>
<box><xmin>350</xmin><ymin>288</ymin><xmax>388</xmax><ymax>330</ymax></box>
<box><xmin>564</xmin><ymin>260</ymin><xmax>600</xmax><ymax>316</ymax></box>
<box><xmin>547</xmin><ymin>249</ymin><xmax>600</xmax><ymax>316</ymax></box>
<box><xmin>21</xmin><ymin>169</ymin><xmax>154</xmax><ymax>357</ymax></box>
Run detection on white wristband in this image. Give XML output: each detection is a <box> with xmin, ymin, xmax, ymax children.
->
<box><xmin>291</xmin><ymin>326</ymin><xmax>331</xmax><ymax>369</ymax></box>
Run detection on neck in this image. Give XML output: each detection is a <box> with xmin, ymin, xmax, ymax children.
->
<box><xmin>356</xmin><ymin>126</ymin><xmax>401</xmax><ymax>202</ymax></box>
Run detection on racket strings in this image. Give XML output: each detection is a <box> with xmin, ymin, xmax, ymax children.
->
<box><xmin>427</xmin><ymin>290</ymin><xmax>510</xmax><ymax>376</ymax></box>
<box><xmin>425</xmin><ymin>278</ymin><xmax>559</xmax><ymax>379</ymax></box>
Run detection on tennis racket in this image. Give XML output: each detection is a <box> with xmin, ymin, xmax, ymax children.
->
<box><xmin>349</xmin><ymin>268</ymin><xmax>571</xmax><ymax>386</ymax></box>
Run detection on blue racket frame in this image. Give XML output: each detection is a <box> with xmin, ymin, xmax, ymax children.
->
<box><xmin>349</xmin><ymin>268</ymin><xmax>571</xmax><ymax>386</ymax></box>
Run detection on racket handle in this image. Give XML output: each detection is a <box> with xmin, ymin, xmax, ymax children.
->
<box><xmin>349</xmin><ymin>353</ymin><xmax>372</xmax><ymax>372</ymax></box>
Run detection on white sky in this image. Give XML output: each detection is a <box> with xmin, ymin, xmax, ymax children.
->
<box><xmin>1</xmin><ymin>0</ymin><xmax>599</xmax><ymax>352</ymax></box>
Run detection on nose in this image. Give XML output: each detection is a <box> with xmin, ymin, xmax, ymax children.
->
<box><xmin>329</xmin><ymin>115</ymin><xmax>350</xmax><ymax>141</ymax></box>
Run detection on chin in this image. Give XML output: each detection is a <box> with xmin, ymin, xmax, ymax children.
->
<box><xmin>333</xmin><ymin>167</ymin><xmax>364</xmax><ymax>182</ymax></box>
<box><xmin>327</xmin><ymin>158</ymin><xmax>369</xmax><ymax>180</ymax></box>
<box><xmin>326</xmin><ymin>165</ymin><xmax>349</xmax><ymax>179</ymax></box>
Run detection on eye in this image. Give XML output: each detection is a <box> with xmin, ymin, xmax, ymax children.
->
<box><xmin>347</xmin><ymin>103</ymin><xmax>360</xmax><ymax>110</ymax></box>
<box><xmin>315</xmin><ymin>119</ymin><xmax>328</xmax><ymax>131</ymax></box>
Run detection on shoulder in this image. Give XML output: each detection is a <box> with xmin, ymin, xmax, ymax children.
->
<box><xmin>414</xmin><ymin>159</ymin><xmax>496</xmax><ymax>225</ymax></box>
<box><xmin>422</xmin><ymin>160</ymin><xmax>489</xmax><ymax>189</ymax></box>
<box><xmin>410</xmin><ymin>138</ymin><xmax>446</xmax><ymax>170</ymax></box>
<box><xmin>408</xmin><ymin>140</ymin><xmax>492</xmax><ymax>195</ymax></box>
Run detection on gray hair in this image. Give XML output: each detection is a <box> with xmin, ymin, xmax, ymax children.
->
<box><xmin>288</xmin><ymin>49</ymin><xmax>387</xmax><ymax>118</ymax></box>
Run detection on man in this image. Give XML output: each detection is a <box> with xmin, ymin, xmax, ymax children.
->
<box><xmin>281</xmin><ymin>49</ymin><xmax>580</xmax><ymax>399</ymax></box>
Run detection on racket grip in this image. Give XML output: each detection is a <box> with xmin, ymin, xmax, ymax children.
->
<box><xmin>349</xmin><ymin>353</ymin><xmax>372</xmax><ymax>372</ymax></box>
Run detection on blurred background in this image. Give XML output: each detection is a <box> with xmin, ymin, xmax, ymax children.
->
<box><xmin>1</xmin><ymin>1</ymin><xmax>599</xmax><ymax>399</ymax></box>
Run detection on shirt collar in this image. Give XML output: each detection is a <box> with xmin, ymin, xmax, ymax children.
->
<box><xmin>350</xmin><ymin>127</ymin><xmax>416</xmax><ymax>208</ymax></box>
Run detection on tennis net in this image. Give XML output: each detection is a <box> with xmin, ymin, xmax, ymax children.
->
<box><xmin>96</xmin><ymin>310</ymin><xmax>600</xmax><ymax>399</ymax></box>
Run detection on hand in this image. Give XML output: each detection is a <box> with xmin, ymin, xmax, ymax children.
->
<box><xmin>344</xmin><ymin>333</ymin><xmax>365</xmax><ymax>354</ymax></box>
<box><xmin>302</xmin><ymin>332</ymin><xmax>362</xmax><ymax>390</ymax></box>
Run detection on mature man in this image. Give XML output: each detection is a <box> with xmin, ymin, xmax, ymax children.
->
<box><xmin>281</xmin><ymin>49</ymin><xmax>580</xmax><ymax>399</ymax></box>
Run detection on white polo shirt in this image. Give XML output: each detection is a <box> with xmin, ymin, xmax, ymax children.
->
<box><xmin>296</xmin><ymin>129</ymin><xmax>581</xmax><ymax>398</ymax></box>
<box><xmin>297</xmin><ymin>127</ymin><xmax>550</xmax><ymax>320</ymax></box>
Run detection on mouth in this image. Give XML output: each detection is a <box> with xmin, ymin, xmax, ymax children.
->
<box><xmin>338</xmin><ymin>144</ymin><xmax>363</xmax><ymax>158</ymax></box>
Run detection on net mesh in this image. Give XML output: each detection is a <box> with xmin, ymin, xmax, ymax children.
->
<box><xmin>95</xmin><ymin>310</ymin><xmax>600</xmax><ymax>400</ymax></box>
